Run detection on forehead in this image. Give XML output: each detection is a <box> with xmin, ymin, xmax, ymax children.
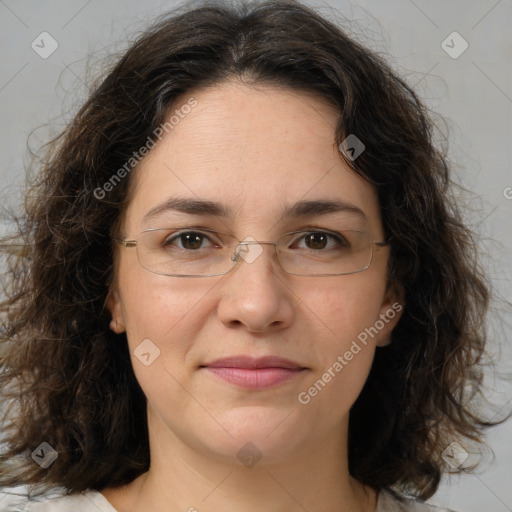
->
<box><xmin>124</xmin><ymin>81</ymin><xmax>382</xmax><ymax>234</ymax></box>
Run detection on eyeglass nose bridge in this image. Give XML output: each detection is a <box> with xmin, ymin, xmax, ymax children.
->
<box><xmin>231</xmin><ymin>240</ymin><xmax>278</xmax><ymax>263</ymax></box>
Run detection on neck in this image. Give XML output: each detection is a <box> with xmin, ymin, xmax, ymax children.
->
<box><xmin>101</xmin><ymin>409</ymin><xmax>377</xmax><ymax>512</ymax></box>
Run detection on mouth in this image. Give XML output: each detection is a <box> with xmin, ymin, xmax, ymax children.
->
<box><xmin>199</xmin><ymin>356</ymin><xmax>308</xmax><ymax>390</ymax></box>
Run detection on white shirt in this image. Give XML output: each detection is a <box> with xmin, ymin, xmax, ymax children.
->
<box><xmin>0</xmin><ymin>488</ymin><xmax>456</xmax><ymax>511</ymax></box>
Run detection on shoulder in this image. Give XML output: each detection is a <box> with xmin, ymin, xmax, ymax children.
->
<box><xmin>377</xmin><ymin>489</ymin><xmax>458</xmax><ymax>512</ymax></box>
<box><xmin>0</xmin><ymin>488</ymin><xmax>117</xmax><ymax>512</ymax></box>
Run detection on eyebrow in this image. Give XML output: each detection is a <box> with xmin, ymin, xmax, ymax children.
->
<box><xmin>143</xmin><ymin>197</ymin><xmax>367</xmax><ymax>223</ymax></box>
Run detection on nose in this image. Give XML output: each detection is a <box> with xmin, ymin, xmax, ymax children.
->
<box><xmin>216</xmin><ymin>241</ymin><xmax>295</xmax><ymax>333</ymax></box>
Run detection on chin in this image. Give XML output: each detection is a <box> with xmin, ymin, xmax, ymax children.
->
<box><xmin>191</xmin><ymin>405</ymin><xmax>309</xmax><ymax>465</ymax></box>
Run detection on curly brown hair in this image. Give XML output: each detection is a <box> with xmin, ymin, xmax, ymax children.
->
<box><xmin>0</xmin><ymin>0</ymin><xmax>496</xmax><ymax>501</ymax></box>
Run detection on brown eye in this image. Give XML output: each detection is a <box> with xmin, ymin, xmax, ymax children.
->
<box><xmin>163</xmin><ymin>231</ymin><xmax>213</xmax><ymax>250</ymax></box>
<box><xmin>180</xmin><ymin>232</ymin><xmax>204</xmax><ymax>250</ymax></box>
<box><xmin>294</xmin><ymin>231</ymin><xmax>348</xmax><ymax>251</ymax></box>
<box><xmin>304</xmin><ymin>232</ymin><xmax>328</xmax><ymax>250</ymax></box>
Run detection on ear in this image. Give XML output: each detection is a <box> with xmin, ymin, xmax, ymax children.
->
<box><xmin>106</xmin><ymin>286</ymin><xmax>126</xmax><ymax>334</ymax></box>
<box><xmin>375</xmin><ymin>280</ymin><xmax>404</xmax><ymax>347</ymax></box>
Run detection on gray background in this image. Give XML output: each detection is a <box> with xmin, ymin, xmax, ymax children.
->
<box><xmin>0</xmin><ymin>0</ymin><xmax>511</xmax><ymax>510</ymax></box>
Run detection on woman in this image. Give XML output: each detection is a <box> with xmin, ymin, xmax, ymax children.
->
<box><xmin>0</xmin><ymin>0</ymin><xmax>497</xmax><ymax>510</ymax></box>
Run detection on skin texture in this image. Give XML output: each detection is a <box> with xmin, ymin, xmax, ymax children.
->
<box><xmin>104</xmin><ymin>80</ymin><xmax>403</xmax><ymax>512</ymax></box>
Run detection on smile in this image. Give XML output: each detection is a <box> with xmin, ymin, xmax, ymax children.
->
<box><xmin>200</xmin><ymin>356</ymin><xmax>308</xmax><ymax>390</ymax></box>
<box><xmin>203</xmin><ymin>366</ymin><xmax>306</xmax><ymax>389</ymax></box>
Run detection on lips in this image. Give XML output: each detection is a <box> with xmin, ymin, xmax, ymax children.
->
<box><xmin>203</xmin><ymin>356</ymin><xmax>305</xmax><ymax>370</ymax></box>
<box><xmin>200</xmin><ymin>356</ymin><xmax>307</xmax><ymax>389</ymax></box>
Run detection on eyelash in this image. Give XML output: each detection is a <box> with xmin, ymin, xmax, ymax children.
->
<box><xmin>161</xmin><ymin>228</ymin><xmax>348</xmax><ymax>250</ymax></box>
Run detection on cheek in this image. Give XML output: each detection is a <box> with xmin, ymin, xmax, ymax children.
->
<box><xmin>303</xmin><ymin>273</ymin><xmax>387</xmax><ymax>345</ymax></box>
<box><xmin>117</xmin><ymin>269</ymin><xmax>214</xmax><ymax>381</ymax></box>
<box><xmin>118</xmin><ymin>250</ymin><xmax>213</xmax><ymax>335</ymax></box>
<box><xmin>118</xmin><ymin>279</ymin><xmax>215</xmax><ymax>422</ymax></box>
<box><xmin>295</xmin><ymin>275</ymin><xmax>386</xmax><ymax>409</ymax></box>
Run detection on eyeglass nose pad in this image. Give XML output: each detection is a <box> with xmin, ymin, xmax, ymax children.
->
<box><xmin>231</xmin><ymin>241</ymin><xmax>255</xmax><ymax>263</ymax></box>
<box><xmin>230</xmin><ymin>240</ymin><xmax>272</xmax><ymax>265</ymax></box>
<box><xmin>231</xmin><ymin>242</ymin><xmax>246</xmax><ymax>263</ymax></box>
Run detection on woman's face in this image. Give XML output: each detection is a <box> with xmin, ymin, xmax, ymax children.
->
<box><xmin>108</xmin><ymin>80</ymin><xmax>402</xmax><ymax>465</ymax></box>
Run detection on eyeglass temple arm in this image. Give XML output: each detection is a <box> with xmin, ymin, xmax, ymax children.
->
<box><xmin>375</xmin><ymin>236</ymin><xmax>393</xmax><ymax>247</ymax></box>
<box><xmin>113</xmin><ymin>239</ymin><xmax>137</xmax><ymax>248</ymax></box>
